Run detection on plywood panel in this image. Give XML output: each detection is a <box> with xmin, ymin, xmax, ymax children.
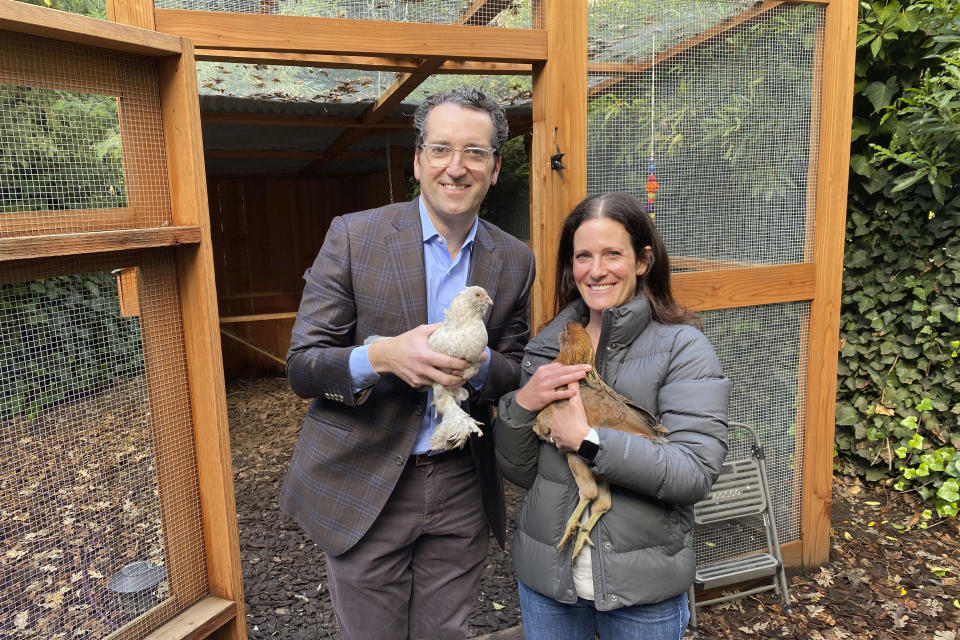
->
<box><xmin>207</xmin><ymin>173</ymin><xmax>395</xmax><ymax>378</ymax></box>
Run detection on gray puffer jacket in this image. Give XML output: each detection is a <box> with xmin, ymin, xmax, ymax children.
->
<box><xmin>495</xmin><ymin>294</ymin><xmax>729</xmax><ymax>610</ymax></box>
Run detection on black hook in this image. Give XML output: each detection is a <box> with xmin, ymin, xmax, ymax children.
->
<box><xmin>551</xmin><ymin>126</ymin><xmax>565</xmax><ymax>171</ymax></box>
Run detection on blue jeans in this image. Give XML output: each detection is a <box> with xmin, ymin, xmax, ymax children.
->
<box><xmin>517</xmin><ymin>580</ymin><xmax>689</xmax><ymax>640</ymax></box>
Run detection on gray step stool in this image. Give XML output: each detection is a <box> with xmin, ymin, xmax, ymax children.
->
<box><xmin>688</xmin><ymin>422</ymin><xmax>792</xmax><ymax>636</ymax></box>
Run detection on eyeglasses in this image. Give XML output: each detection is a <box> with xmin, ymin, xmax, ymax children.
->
<box><xmin>419</xmin><ymin>143</ymin><xmax>497</xmax><ymax>170</ymax></box>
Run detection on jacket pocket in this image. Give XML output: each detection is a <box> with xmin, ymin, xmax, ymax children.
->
<box><xmin>307</xmin><ymin>402</ymin><xmax>353</xmax><ymax>432</ymax></box>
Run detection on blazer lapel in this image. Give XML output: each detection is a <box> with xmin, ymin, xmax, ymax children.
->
<box><xmin>386</xmin><ymin>202</ymin><xmax>428</xmax><ymax>329</ymax></box>
<box><xmin>468</xmin><ymin>221</ymin><xmax>503</xmax><ymax>324</ymax></box>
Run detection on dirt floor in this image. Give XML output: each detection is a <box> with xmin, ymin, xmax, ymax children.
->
<box><xmin>227</xmin><ymin>377</ymin><xmax>960</xmax><ymax>639</ymax></box>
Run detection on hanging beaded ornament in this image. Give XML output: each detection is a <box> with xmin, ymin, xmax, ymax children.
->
<box><xmin>645</xmin><ymin>29</ymin><xmax>659</xmax><ymax>219</ymax></box>
<box><xmin>645</xmin><ymin>159</ymin><xmax>658</xmax><ymax>217</ymax></box>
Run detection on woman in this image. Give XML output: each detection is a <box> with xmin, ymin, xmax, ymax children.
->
<box><xmin>495</xmin><ymin>192</ymin><xmax>729</xmax><ymax>639</ymax></box>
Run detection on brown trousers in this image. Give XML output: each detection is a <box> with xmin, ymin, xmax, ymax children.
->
<box><xmin>324</xmin><ymin>452</ymin><xmax>489</xmax><ymax>639</ymax></box>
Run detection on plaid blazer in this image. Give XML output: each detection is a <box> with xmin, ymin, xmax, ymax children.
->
<box><xmin>279</xmin><ymin>200</ymin><xmax>535</xmax><ymax>556</ymax></box>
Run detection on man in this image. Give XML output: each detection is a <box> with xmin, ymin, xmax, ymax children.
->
<box><xmin>280</xmin><ymin>88</ymin><xmax>535</xmax><ymax>639</ymax></box>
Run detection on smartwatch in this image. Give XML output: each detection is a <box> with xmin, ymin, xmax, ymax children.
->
<box><xmin>577</xmin><ymin>427</ymin><xmax>600</xmax><ymax>463</ymax></box>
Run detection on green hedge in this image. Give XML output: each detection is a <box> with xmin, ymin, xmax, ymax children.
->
<box><xmin>0</xmin><ymin>272</ymin><xmax>145</xmax><ymax>420</ymax></box>
<box><xmin>836</xmin><ymin>0</ymin><xmax>960</xmax><ymax>517</ymax></box>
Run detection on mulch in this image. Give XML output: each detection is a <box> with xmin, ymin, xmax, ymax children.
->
<box><xmin>227</xmin><ymin>377</ymin><xmax>960</xmax><ymax>640</ymax></box>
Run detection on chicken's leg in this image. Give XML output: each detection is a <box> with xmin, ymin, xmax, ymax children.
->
<box><xmin>572</xmin><ymin>480</ymin><xmax>611</xmax><ymax>558</ymax></box>
<box><xmin>558</xmin><ymin>454</ymin><xmax>599</xmax><ymax>554</ymax></box>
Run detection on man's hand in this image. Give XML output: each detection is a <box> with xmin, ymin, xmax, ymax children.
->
<box><xmin>367</xmin><ymin>323</ymin><xmax>473</xmax><ymax>389</ymax></box>
<box><xmin>514</xmin><ymin>363</ymin><xmax>591</xmax><ymax>413</ymax></box>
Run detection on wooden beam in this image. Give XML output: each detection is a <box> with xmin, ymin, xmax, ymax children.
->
<box><xmin>202</xmin><ymin>112</ymin><xmax>410</xmax><ymax>129</ymax></box>
<box><xmin>220</xmin><ymin>329</ymin><xmax>287</xmax><ymax>367</ymax></box>
<box><xmin>219</xmin><ymin>311</ymin><xmax>298</xmax><ymax>323</ymax></box>
<box><xmin>588</xmin><ymin>1</ymin><xmax>786</xmax><ymax>96</ymax></box>
<box><xmin>459</xmin><ymin>0</ymin><xmax>514</xmax><ymax>27</ymax></box>
<box><xmin>154</xmin><ymin>9</ymin><xmax>547</xmax><ymax>63</ymax></box>
<box><xmin>299</xmin><ymin>58</ymin><xmax>442</xmax><ymax>175</ymax></box>
<box><xmin>801</xmin><ymin>0</ymin><xmax>857</xmax><ymax>571</ymax></box>
<box><xmin>218</xmin><ymin>290</ymin><xmax>300</xmax><ymax>301</ymax></box>
<box><xmin>673</xmin><ymin>264</ymin><xmax>816</xmax><ymax>311</ymax></box>
<box><xmin>142</xmin><ymin>597</ymin><xmax>236</xmax><ymax>640</ymax></box>
<box><xmin>529</xmin><ymin>0</ymin><xmax>587</xmax><ymax>330</ymax></box>
<box><xmin>200</xmin><ymin>111</ymin><xmax>532</xmax><ymax>131</ymax></box>
<box><xmin>205</xmin><ymin>149</ymin><xmax>387</xmax><ymax>160</ymax></box>
<box><xmin>158</xmin><ymin>40</ymin><xmax>246</xmax><ymax>639</ymax></box>
<box><xmin>0</xmin><ymin>0</ymin><xmax>179</xmax><ymax>56</ymax></box>
<box><xmin>0</xmin><ymin>227</ymin><xmax>201</xmax><ymax>262</ymax></box>
<box><xmin>194</xmin><ymin>48</ymin><xmax>532</xmax><ymax>74</ymax></box>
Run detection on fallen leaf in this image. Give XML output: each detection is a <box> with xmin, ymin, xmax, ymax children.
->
<box><xmin>492</xmin><ymin>602</ymin><xmax>505</xmax><ymax>610</ymax></box>
<box><xmin>875</xmin><ymin>404</ymin><xmax>894</xmax><ymax>416</ymax></box>
<box><xmin>14</xmin><ymin>611</ymin><xmax>28</xmax><ymax>629</ymax></box>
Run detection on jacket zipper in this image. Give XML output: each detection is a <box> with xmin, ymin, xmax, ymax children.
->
<box><xmin>594</xmin><ymin>308</ymin><xmax>615</xmax><ymax>380</ymax></box>
<box><xmin>593</xmin><ymin>308</ymin><xmax>616</xmax><ymax>602</ymax></box>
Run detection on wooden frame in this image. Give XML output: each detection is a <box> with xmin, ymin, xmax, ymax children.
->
<box><xmin>801</xmin><ymin>0</ymin><xmax>857</xmax><ymax>569</ymax></box>
<box><xmin>90</xmin><ymin>0</ymin><xmax>854</xmax><ymax>614</ymax></box>
<box><xmin>0</xmin><ymin>1</ymin><xmax>244</xmax><ymax>638</ymax></box>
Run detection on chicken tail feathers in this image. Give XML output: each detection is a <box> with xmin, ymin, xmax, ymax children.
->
<box><xmin>428</xmin><ymin>384</ymin><xmax>482</xmax><ymax>451</ymax></box>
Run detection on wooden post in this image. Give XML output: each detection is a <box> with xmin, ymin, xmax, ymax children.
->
<box><xmin>106</xmin><ymin>0</ymin><xmax>155</xmax><ymax>30</ymax></box>
<box><xmin>801</xmin><ymin>0</ymin><xmax>857</xmax><ymax>570</ymax></box>
<box><xmin>157</xmin><ymin>40</ymin><xmax>246</xmax><ymax>639</ymax></box>
<box><xmin>529</xmin><ymin>0</ymin><xmax>587</xmax><ymax>331</ymax></box>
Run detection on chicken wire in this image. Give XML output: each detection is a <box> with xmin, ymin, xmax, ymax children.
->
<box><xmin>695</xmin><ymin>301</ymin><xmax>809</xmax><ymax>564</ymax></box>
<box><xmin>153</xmin><ymin>0</ymin><xmax>534</xmax><ymax>27</ymax></box>
<box><xmin>0</xmin><ymin>32</ymin><xmax>172</xmax><ymax>237</ymax></box>
<box><xmin>587</xmin><ymin>1</ymin><xmax>823</xmax><ymax>269</ymax></box>
<box><xmin>0</xmin><ymin>253</ymin><xmax>205</xmax><ymax>639</ymax></box>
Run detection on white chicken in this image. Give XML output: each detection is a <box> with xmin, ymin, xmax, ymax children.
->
<box><xmin>426</xmin><ymin>285</ymin><xmax>493</xmax><ymax>451</ymax></box>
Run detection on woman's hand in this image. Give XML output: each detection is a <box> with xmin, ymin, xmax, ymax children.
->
<box><xmin>548</xmin><ymin>383</ymin><xmax>591</xmax><ymax>452</ymax></box>
<box><xmin>514</xmin><ymin>363</ymin><xmax>591</xmax><ymax>413</ymax></box>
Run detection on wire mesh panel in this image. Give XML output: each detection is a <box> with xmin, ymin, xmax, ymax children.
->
<box><xmin>697</xmin><ymin>301</ymin><xmax>809</xmax><ymax>563</ymax></box>
<box><xmin>0</xmin><ymin>252</ymin><xmax>206</xmax><ymax>639</ymax></box>
<box><xmin>0</xmin><ymin>32</ymin><xmax>172</xmax><ymax>236</ymax></box>
<box><xmin>154</xmin><ymin>0</ymin><xmax>534</xmax><ymax>27</ymax></box>
<box><xmin>197</xmin><ymin>62</ymin><xmax>533</xmax><ymax>105</ymax></box>
<box><xmin>587</xmin><ymin>1</ymin><xmax>824</xmax><ymax>270</ymax></box>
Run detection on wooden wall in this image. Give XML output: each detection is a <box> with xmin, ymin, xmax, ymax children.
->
<box><xmin>208</xmin><ymin>172</ymin><xmax>396</xmax><ymax>379</ymax></box>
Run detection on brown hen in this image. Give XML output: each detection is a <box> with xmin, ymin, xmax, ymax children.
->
<box><xmin>534</xmin><ymin>322</ymin><xmax>667</xmax><ymax>560</ymax></box>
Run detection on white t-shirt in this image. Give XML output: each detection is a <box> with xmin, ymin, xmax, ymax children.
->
<box><xmin>571</xmin><ymin>506</ymin><xmax>594</xmax><ymax>600</ymax></box>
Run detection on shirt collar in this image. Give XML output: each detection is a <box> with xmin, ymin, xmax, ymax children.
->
<box><xmin>418</xmin><ymin>197</ymin><xmax>479</xmax><ymax>248</ymax></box>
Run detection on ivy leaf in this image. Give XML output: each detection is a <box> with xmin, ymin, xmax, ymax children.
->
<box><xmin>937</xmin><ymin>479</ymin><xmax>959</xmax><ymax>502</ymax></box>
<box><xmin>837</xmin><ymin>404</ymin><xmax>860</xmax><ymax>426</ymax></box>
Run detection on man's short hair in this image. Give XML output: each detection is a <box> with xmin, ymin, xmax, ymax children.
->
<box><xmin>413</xmin><ymin>88</ymin><xmax>509</xmax><ymax>155</ymax></box>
